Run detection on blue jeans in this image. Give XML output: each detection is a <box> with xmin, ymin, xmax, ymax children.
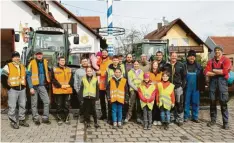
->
<box><xmin>112</xmin><ymin>102</ymin><xmax>123</xmax><ymax>122</ymax></box>
<box><xmin>160</xmin><ymin>108</ymin><xmax>170</xmax><ymax>123</ymax></box>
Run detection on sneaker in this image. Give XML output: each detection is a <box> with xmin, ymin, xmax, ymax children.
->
<box><xmin>184</xmin><ymin>118</ymin><xmax>189</xmax><ymax>122</ymax></box>
<box><xmin>65</xmin><ymin>120</ymin><xmax>70</xmax><ymax>125</ymax></box>
<box><xmin>143</xmin><ymin>124</ymin><xmax>148</xmax><ymax>130</ymax></box>
<box><xmin>157</xmin><ymin>121</ymin><xmax>162</xmax><ymax>126</ymax></box>
<box><xmin>33</xmin><ymin>119</ymin><xmax>41</xmax><ymax>125</ymax></box>
<box><xmin>207</xmin><ymin>121</ymin><xmax>216</xmax><ymax>127</ymax></box>
<box><xmin>58</xmin><ymin>121</ymin><xmax>63</xmax><ymax>126</ymax></box>
<box><xmin>191</xmin><ymin>119</ymin><xmax>200</xmax><ymax>123</ymax></box>
<box><xmin>112</xmin><ymin>122</ymin><xmax>117</xmax><ymax>129</ymax></box>
<box><xmin>86</xmin><ymin>123</ymin><xmax>91</xmax><ymax>128</ymax></box>
<box><xmin>79</xmin><ymin>115</ymin><xmax>84</xmax><ymax>123</ymax></box>
<box><xmin>223</xmin><ymin>123</ymin><xmax>229</xmax><ymax>130</ymax></box>
<box><xmin>124</xmin><ymin>119</ymin><xmax>129</xmax><ymax>123</ymax></box>
<box><xmin>42</xmin><ymin>119</ymin><xmax>51</xmax><ymax>125</ymax></box>
<box><xmin>147</xmin><ymin>124</ymin><xmax>152</xmax><ymax>130</ymax></box>
<box><xmin>153</xmin><ymin>121</ymin><xmax>157</xmax><ymax>126</ymax></box>
<box><xmin>94</xmin><ymin>123</ymin><xmax>100</xmax><ymax>128</ymax></box>
<box><xmin>99</xmin><ymin>115</ymin><xmax>107</xmax><ymax>120</ymax></box>
<box><xmin>177</xmin><ymin>122</ymin><xmax>183</xmax><ymax>127</ymax></box>
<box><xmin>164</xmin><ymin>123</ymin><xmax>169</xmax><ymax>130</ymax></box>
<box><xmin>10</xmin><ymin>122</ymin><xmax>19</xmax><ymax>129</ymax></box>
<box><xmin>19</xmin><ymin>120</ymin><xmax>29</xmax><ymax>127</ymax></box>
<box><xmin>136</xmin><ymin>118</ymin><xmax>142</xmax><ymax>124</ymax></box>
<box><xmin>118</xmin><ymin>122</ymin><xmax>123</xmax><ymax>129</ymax></box>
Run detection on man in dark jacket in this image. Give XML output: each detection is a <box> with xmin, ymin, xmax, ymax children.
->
<box><xmin>184</xmin><ymin>50</ymin><xmax>205</xmax><ymax>123</ymax></box>
<box><xmin>164</xmin><ymin>52</ymin><xmax>186</xmax><ymax>126</ymax></box>
<box><xmin>156</xmin><ymin>51</ymin><xmax>167</xmax><ymax>72</ymax></box>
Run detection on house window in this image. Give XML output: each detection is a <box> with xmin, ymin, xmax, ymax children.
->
<box><xmin>171</xmin><ymin>38</ymin><xmax>178</xmax><ymax>46</ymax></box>
<box><xmin>61</xmin><ymin>23</ymin><xmax>77</xmax><ymax>34</ymax></box>
<box><xmin>182</xmin><ymin>38</ymin><xmax>189</xmax><ymax>46</ymax></box>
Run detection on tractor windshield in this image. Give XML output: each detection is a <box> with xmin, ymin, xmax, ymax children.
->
<box><xmin>33</xmin><ymin>33</ymin><xmax>65</xmax><ymax>52</ymax></box>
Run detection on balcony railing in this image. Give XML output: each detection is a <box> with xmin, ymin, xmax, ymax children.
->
<box><xmin>169</xmin><ymin>46</ymin><xmax>204</xmax><ymax>53</ymax></box>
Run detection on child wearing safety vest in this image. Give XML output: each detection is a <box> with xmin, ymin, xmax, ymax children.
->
<box><xmin>138</xmin><ymin>72</ymin><xmax>156</xmax><ymax>130</ymax></box>
<box><xmin>107</xmin><ymin>68</ymin><xmax>129</xmax><ymax>129</ymax></box>
<box><xmin>156</xmin><ymin>71</ymin><xmax>175</xmax><ymax>130</ymax></box>
<box><xmin>79</xmin><ymin>67</ymin><xmax>100</xmax><ymax>128</ymax></box>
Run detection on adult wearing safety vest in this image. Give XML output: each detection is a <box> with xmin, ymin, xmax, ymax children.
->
<box><xmin>27</xmin><ymin>50</ymin><xmax>51</xmax><ymax>125</ymax></box>
<box><xmin>51</xmin><ymin>56</ymin><xmax>73</xmax><ymax>126</ymax></box>
<box><xmin>97</xmin><ymin>49</ymin><xmax>112</xmax><ymax>120</ymax></box>
<box><xmin>74</xmin><ymin>57</ymin><xmax>89</xmax><ymax>122</ymax></box>
<box><xmin>156</xmin><ymin>71</ymin><xmax>175</xmax><ymax>130</ymax></box>
<box><xmin>1</xmin><ymin>52</ymin><xmax>29</xmax><ymax>129</ymax></box>
<box><xmin>79</xmin><ymin>67</ymin><xmax>100</xmax><ymax>128</ymax></box>
<box><xmin>149</xmin><ymin>61</ymin><xmax>163</xmax><ymax>126</ymax></box>
<box><xmin>125</xmin><ymin>60</ymin><xmax>144</xmax><ymax>123</ymax></box>
<box><xmin>138</xmin><ymin>73</ymin><xmax>156</xmax><ymax>130</ymax></box>
<box><xmin>204</xmin><ymin>46</ymin><xmax>232</xmax><ymax>130</ymax></box>
<box><xmin>164</xmin><ymin>52</ymin><xmax>186</xmax><ymax>126</ymax></box>
<box><xmin>107</xmin><ymin>68</ymin><xmax>129</xmax><ymax>129</ymax></box>
<box><xmin>184</xmin><ymin>50</ymin><xmax>205</xmax><ymax>123</ymax></box>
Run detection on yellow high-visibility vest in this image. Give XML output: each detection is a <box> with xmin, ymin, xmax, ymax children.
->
<box><xmin>158</xmin><ymin>82</ymin><xmax>175</xmax><ymax>110</ymax></box>
<box><xmin>139</xmin><ymin>84</ymin><xmax>155</xmax><ymax>110</ymax></box>
<box><xmin>82</xmin><ymin>76</ymin><xmax>97</xmax><ymax>97</ymax></box>
<box><xmin>128</xmin><ymin>69</ymin><xmax>143</xmax><ymax>91</ymax></box>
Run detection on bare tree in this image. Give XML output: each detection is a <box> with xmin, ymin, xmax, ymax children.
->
<box><xmin>115</xmin><ymin>27</ymin><xmax>144</xmax><ymax>56</ymax></box>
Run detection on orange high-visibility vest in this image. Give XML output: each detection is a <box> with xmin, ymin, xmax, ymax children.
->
<box><xmin>110</xmin><ymin>78</ymin><xmax>126</xmax><ymax>104</ymax></box>
<box><xmin>8</xmin><ymin>62</ymin><xmax>26</xmax><ymax>87</ymax></box>
<box><xmin>149</xmin><ymin>72</ymin><xmax>162</xmax><ymax>85</ymax></box>
<box><xmin>27</xmin><ymin>59</ymin><xmax>50</xmax><ymax>85</ymax></box>
<box><xmin>52</xmin><ymin>66</ymin><xmax>73</xmax><ymax>94</ymax></box>
<box><xmin>99</xmin><ymin>58</ymin><xmax>112</xmax><ymax>90</ymax></box>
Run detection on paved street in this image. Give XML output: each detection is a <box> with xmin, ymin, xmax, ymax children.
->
<box><xmin>1</xmin><ymin>98</ymin><xmax>234</xmax><ymax>142</ymax></box>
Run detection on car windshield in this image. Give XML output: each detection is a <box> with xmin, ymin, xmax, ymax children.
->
<box><xmin>34</xmin><ymin>33</ymin><xmax>64</xmax><ymax>51</ymax></box>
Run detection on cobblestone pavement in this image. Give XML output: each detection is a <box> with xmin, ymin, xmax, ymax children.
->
<box><xmin>1</xmin><ymin>97</ymin><xmax>234</xmax><ymax>142</ymax></box>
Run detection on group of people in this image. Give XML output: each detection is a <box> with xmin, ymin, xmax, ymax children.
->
<box><xmin>1</xmin><ymin>45</ymin><xmax>232</xmax><ymax>131</ymax></box>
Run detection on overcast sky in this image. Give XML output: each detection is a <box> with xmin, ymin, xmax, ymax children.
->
<box><xmin>61</xmin><ymin>0</ymin><xmax>234</xmax><ymax>41</ymax></box>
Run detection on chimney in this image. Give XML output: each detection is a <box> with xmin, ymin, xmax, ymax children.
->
<box><xmin>158</xmin><ymin>23</ymin><xmax>162</xmax><ymax>29</ymax></box>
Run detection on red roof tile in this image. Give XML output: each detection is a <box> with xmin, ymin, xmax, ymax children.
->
<box><xmin>77</xmin><ymin>16</ymin><xmax>101</xmax><ymax>29</ymax></box>
<box><xmin>210</xmin><ymin>36</ymin><xmax>234</xmax><ymax>55</ymax></box>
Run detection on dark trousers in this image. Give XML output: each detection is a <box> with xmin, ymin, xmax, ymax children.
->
<box><xmin>209</xmin><ymin>77</ymin><xmax>229</xmax><ymax>124</ymax></box>
<box><xmin>99</xmin><ymin>90</ymin><xmax>112</xmax><ymax>120</ymax></box>
<box><xmin>55</xmin><ymin>94</ymin><xmax>70</xmax><ymax>121</ymax></box>
<box><xmin>152</xmin><ymin>102</ymin><xmax>161</xmax><ymax>121</ymax></box>
<box><xmin>83</xmin><ymin>98</ymin><xmax>97</xmax><ymax>124</ymax></box>
<box><xmin>143</xmin><ymin>106</ymin><xmax>152</xmax><ymax>124</ymax></box>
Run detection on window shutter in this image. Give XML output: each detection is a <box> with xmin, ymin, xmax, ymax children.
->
<box><xmin>72</xmin><ymin>23</ymin><xmax>77</xmax><ymax>34</ymax></box>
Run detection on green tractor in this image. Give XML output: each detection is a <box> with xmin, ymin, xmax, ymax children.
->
<box><xmin>21</xmin><ymin>27</ymin><xmax>79</xmax><ymax>68</ymax></box>
<box><xmin>21</xmin><ymin>27</ymin><xmax>80</xmax><ymax>109</ymax></box>
<box><xmin>132</xmin><ymin>39</ymin><xmax>169</xmax><ymax>61</ymax></box>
